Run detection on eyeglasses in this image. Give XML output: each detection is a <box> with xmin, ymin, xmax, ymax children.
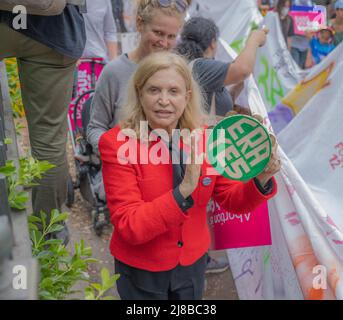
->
<box><xmin>158</xmin><ymin>0</ymin><xmax>188</xmax><ymax>13</ymax></box>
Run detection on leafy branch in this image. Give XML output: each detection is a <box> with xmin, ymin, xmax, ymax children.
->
<box><xmin>0</xmin><ymin>155</ymin><xmax>55</xmax><ymax>210</ymax></box>
<box><xmin>29</xmin><ymin>210</ymin><xmax>118</xmax><ymax>300</ymax></box>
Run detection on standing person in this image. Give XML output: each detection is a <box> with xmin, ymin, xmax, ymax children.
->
<box><xmin>175</xmin><ymin>16</ymin><xmax>268</xmax><ymax>273</ymax></box>
<box><xmin>87</xmin><ymin>0</ymin><xmax>192</xmax><ymax>155</ymax></box>
<box><xmin>99</xmin><ymin>51</ymin><xmax>281</xmax><ymax>300</ymax></box>
<box><xmin>258</xmin><ymin>0</ymin><xmax>275</xmax><ymax>16</ymax></box>
<box><xmin>275</xmin><ymin>0</ymin><xmax>295</xmax><ymax>50</ymax></box>
<box><xmin>331</xmin><ymin>0</ymin><xmax>343</xmax><ymax>45</ymax></box>
<box><xmin>175</xmin><ymin>16</ymin><xmax>268</xmax><ymax>119</ymax></box>
<box><xmin>291</xmin><ymin>0</ymin><xmax>314</xmax><ymax>68</ymax></box>
<box><xmin>0</xmin><ymin>5</ymin><xmax>86</xmax><ymax>244</ymax></box>
<box><xmin>82</xmin><ymin>0</ymin><xmax>118</xmax><ymax>62</ymax></box>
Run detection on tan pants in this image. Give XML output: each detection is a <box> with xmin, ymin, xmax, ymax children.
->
<box><xmin>0</xmin><ymin>23</ymin><xmax>77</xmax><ymax>216</ymax></box>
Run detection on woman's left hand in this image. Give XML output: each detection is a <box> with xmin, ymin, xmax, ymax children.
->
<box><xmin>255</xmin><ymin>133</ymin><xmax>281</xmax><ymax>187</ymax></box>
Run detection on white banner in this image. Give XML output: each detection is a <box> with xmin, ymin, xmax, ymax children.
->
<box><xmin>188</xmin><ymin>0</ymin><xmax>263</xmax><ymax>54</ymax></box>
<box><xmin>254</xmin><ymin>12</ymin><xmax>306</xmax><ymax>113</ymax></box>
<box><xmin>278</xmin><ymin>42</ymin><xmax>343</xmax><ymax>268</ymax></box>
<box><xmin>219</xmin><ymin>38</ymin><xmax>343</xmax><ymax>300</ymax></box>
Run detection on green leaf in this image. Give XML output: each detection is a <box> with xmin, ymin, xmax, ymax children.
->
<box><xmin>101</xmin><ymin>268</ymin><xmax>110</xmax><ymax>285</ymax></box>
<box><xmin>46</xmin><ymin>224</ymin><xmax>64</xmax><ymax>234</ymax></box>
<box><xmin>28</xmin><ymin>222</ymin><xmax>39</xmax><ymax>231</ymax></box>
<box><xmin>90</xmin><ymin>283</ymin><xmax>102</xmax><ymax>291</ymax></box>
<box><xmin>28</xmin><ymin>215</ymin><xmax>41</xmax><ymax>224</ymax></box>
<box><xmin>4</xmin><ymin>138</ymin><xmax>12</xmax><ymax>145</ymax></box>
<box><xmin>0</xmin><ymin>161</ymin><xmax>16</xmax><ymax>176</ymax></box>
<box><xmin>84</xmin><ymin>287</ymin><xmax>96</xmax><ymax>300</ymax></box>
<box><xmin>9</xmin><ymin>191</ymin><xmax>29</xmax><ymax>210</ymax></box>
<box><xmin>30</xmin><ymin>230</ymin><xmax>41</xmax><ymax>248</ymax></box>
<box><xmin>40</xmin><ymin>277</ymin><xmax>54</xmax><ymax>288</ymax></box>
<box><xmin>44</xmin><ymin>239</ymin><xmax>64</xmax><ymax>246</ymax></box>
<box><xmin>51</xmin><ymin>212</ymin><xmax>69</xmax><ymax>224</ymax></box>
<box><xmin>103</xmin><ymin>274</ymin><xmax>120</xmax><ymax>292</ymax></box>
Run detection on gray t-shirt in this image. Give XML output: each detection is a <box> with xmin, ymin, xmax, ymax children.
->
<box><xmin>82</xmin><ymin>0</ymin><xmax>117</xmax><ymax>62</ymax></box>
<box><xmin>87</xmin><ymin>53</ymin><xmax>136</xmax><ymax>154</ymax></box>
<box><xmin>192</xmin><ymin>58</ymin><xmax>233</xmax><ymax>116</ymax></box>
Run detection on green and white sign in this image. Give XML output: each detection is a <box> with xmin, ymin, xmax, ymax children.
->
<box><xmin>207</xmin><ymin>115</ymin><xmax>272</xmax><ymax>181</ymax></box>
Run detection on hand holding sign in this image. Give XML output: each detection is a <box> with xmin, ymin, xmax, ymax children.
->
<box><xmin>250</xmin><ymin>114</ymin><xmax>281</xmax><ymax>187</ymax></box>
<box><xmin>249</xmin><ymin>28</ymin><xmax>269</xmax><ymax>48</ymax></box>
<box><xmin>256</xmin><ymin>131</ymin><xmax>281</xmax><ymax>187</ymax></box>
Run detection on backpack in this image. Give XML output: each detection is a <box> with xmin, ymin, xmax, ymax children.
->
<box><xmin>0</xmin><ymin>0</ymin><xmax>85</xmax><ymax>16</ymax></box>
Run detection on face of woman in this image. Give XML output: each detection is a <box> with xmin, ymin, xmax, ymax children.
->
<box><xmin>138</xmin><ymin>11</ymin><xmax>183</xmax><ymax>54</ymax></box>
<box><xmin>140</xmin><ymin>68</ymin><xmax>190</xmax><ymax>134</ymax></box>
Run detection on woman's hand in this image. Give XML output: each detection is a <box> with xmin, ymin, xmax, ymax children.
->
<box><xmin>179</xmin><ymin>135</ymin><xmax>203</xmax><ymax>198</ymax></box>
<box><xmin>255</xmin><ymin>133</ymin><xmax>281</xmax><ymax>187</ymax></box>
<box><xmin>249</xmin><ymin>28</ymin><xmax>269</xmax><ymax>48</ymax></box>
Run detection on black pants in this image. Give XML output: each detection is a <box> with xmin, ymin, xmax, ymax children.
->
<box><xmin>115</xmin><ymin>254</ymin><xmax>208</xmax><ymax>300</ymax></box>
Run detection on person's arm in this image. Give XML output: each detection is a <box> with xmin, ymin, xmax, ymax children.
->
<box><xmin>287</xmin><ymin>37</ymin><xmax>292</xmax><ymax>51</ymax></box>
<box><xmin>305</xmin><ymin>47</ymin><xmax>314</xmax><ymax>68</ymax></box>
<box><xmin>104</xmin><ymin>0</ymin><xmax>118</xmax><ymax>60</ymax></box>
<box><xmin>228</xmin><ymin>81</ymin><xmax>244</xmax><ymax>102</ymax></box>
<box><xmin>106</xmin><ymin>41</ymin><xmax>118</xmax><ymax>61</ymax></box>
<box><xmin>99</xmin><ymin>129</ymin><xmax>189</xmax><ymax>245</ymax></box>
<box><xmin>224</xmin><ymin>29</ymin><xmax>268</xmax><ymax>85</ymax></box>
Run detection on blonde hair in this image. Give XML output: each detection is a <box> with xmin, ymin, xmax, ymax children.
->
<box><xmin>120</xmin><ymin>52</ymin><xmax>206</xmax><ymax>136</ymax></box>
<box><xmin>135</xmin><ymin>0</ymin><xmax>192</xmax><ymax>24</ymax></box>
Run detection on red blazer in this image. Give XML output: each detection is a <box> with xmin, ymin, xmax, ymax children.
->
<box><xmin>99</xmin><ymin>125</ymin><xmax>277</xmax><ymax>272</ymax></box>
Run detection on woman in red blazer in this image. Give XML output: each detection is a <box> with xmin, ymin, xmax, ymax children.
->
<box><xmin>99</xmin><ymin>52</ymin><xmax>280</xmax><ymax>300</ymax></box>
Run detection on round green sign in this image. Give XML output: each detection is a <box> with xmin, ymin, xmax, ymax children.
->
<box><xmin>207</xmin><ymin>115</ymin><xmax>272</xmax><ymax>181</ymax></box>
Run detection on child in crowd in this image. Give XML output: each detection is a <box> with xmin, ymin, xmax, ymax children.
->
<box><xmin>305</xmin><ymin>26</ymin><xmax>335</xmax><ymax>67</ymax></box>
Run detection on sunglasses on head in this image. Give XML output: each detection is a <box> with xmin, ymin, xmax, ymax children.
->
<box><xmin>158</xmin><ymin>0</ymin><xmax>188</xmax><ymax>13</ymax></box>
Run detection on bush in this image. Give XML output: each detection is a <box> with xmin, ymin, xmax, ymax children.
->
<box><xmin>29</xmin><ymin>209</ymin><xmax>118</xmax><ymax>300</ymax></box>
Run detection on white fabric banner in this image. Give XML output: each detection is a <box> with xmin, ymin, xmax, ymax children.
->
<box><xmin>254</xmin><ymin>12</ymin><xmax>306</xmax><ymax>112</ymax></box>
<box><xmin>219</xmin><ymin>38</ymin><xmax>343</xmax><ymax>300</ymax></box>
<box><xmin>188</xmin><ymin>0</ymin><xmax>263</xmax><ymax>53</ymax></box>
<box><xmin>278</xmin><ymin>42</ymin><xmax>343</xmax><ymax>269</ymax></box>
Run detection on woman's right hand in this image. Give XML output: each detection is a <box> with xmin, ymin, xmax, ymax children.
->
<box><xmin>249</xmin><ymin>28</ymin><xmax>269</xmax><ymax>47</ymax></box>
<box><xmin>179</xmin><ymin>135</ymin><xmax>203</xmax><ymax>198</ymax></box>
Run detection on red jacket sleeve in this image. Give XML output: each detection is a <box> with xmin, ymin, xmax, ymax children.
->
<box><xmin>99</xmin><ymin>129</ymin><xmax>189</xmax><ymax>246</ymax></box>
<box><xmin>213</xmin><ymin>175</ymin><xmax>277</xmax><ymax>214</ymax></box>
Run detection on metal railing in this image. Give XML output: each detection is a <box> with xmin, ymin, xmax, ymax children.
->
<box><xmin>0</xmin><ymin>61</ymin><xmax>38</xmax><ymax>300</ymax></box>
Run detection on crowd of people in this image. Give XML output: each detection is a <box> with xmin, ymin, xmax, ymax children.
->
<box><xmin>2</xmin><ymin>0</ymin><xmax>341</xmax><ymax>300</ymax></box>
<box><xmin>259</xmin><ymin>0</ymin><xmax>343</xmax><ymax>68</ymax></box>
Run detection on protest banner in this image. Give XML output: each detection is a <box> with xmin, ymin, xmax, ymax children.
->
<box><xmin>219</xmin><ymin>37</ymin><xmax>343</xmax><ymax>300</ymax></box>
<box><xmin>289</xmin><ymin>5</ymin><xmax>327</xmax><ymax>35</ymax></box>
<box><xmin>254</xmin><ymin>12</ymin><xmax>306</xmax><ymax>114</ymax></box>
